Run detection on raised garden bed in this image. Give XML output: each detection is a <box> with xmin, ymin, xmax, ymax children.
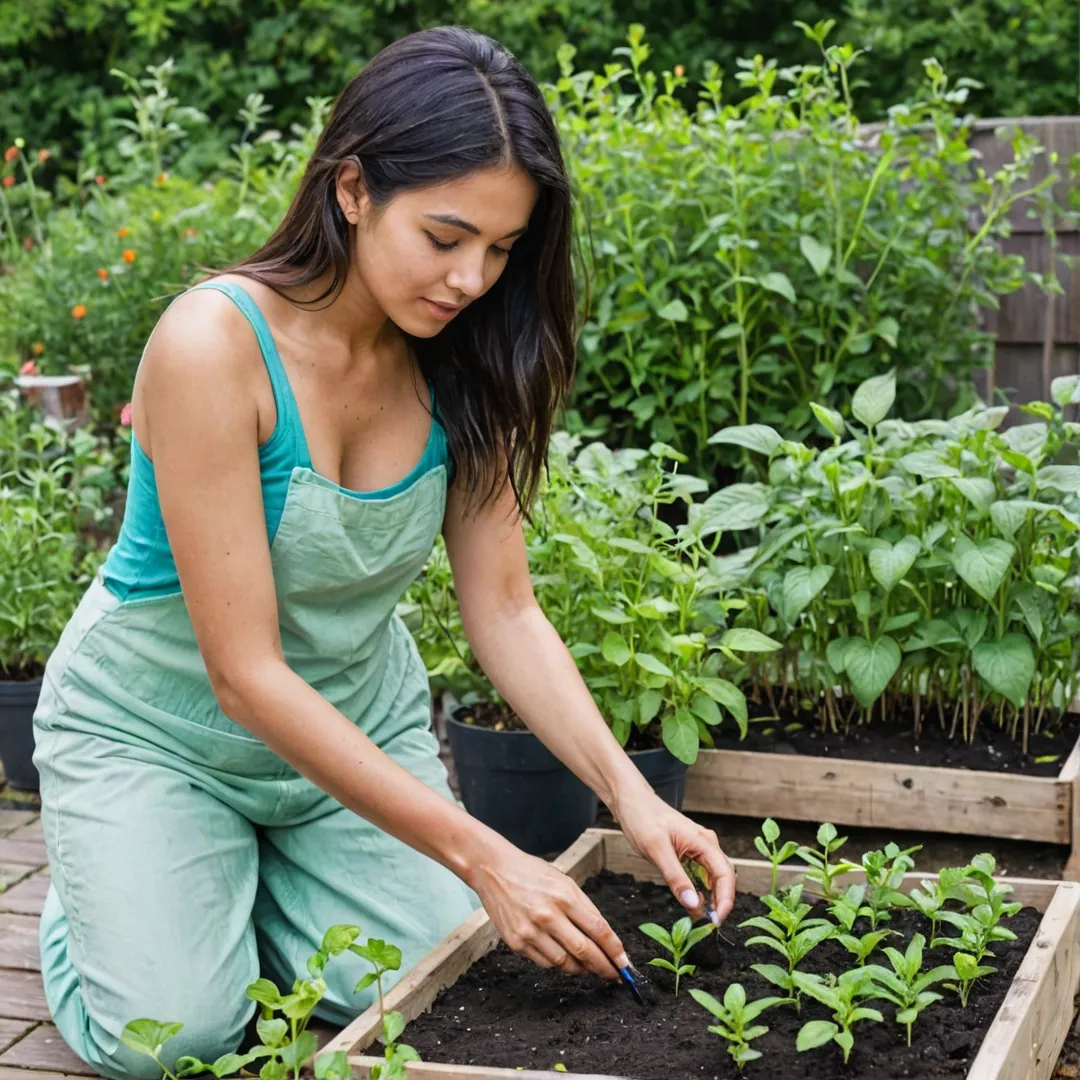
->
<box><xmin>324</xmin><ymin>828</ymin><xmax>1080</xmax><ymax>1080</ymax></box>
<box><xmin>685</xmin><ymin>729</ymin><xmax>1080</xmax><ymax>879</ymax></box>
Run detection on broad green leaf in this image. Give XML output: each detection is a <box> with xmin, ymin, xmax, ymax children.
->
<box><xmin>780</xmin><ymin>565</ymin><xmax>834</xmax><ymax>624</ymax></box>
<box><xmin>693</xmin><ymin>677</ymin><xmax>748</xmax><ymax>735</ymax></box>
<box><xmin>952</xmin><ymin>536</ymin><xmax>1014</xmax><ymax>601</ymax></box>
<box><xmin>851</xmin><ymin>371</ymin><xmax>896</xmax><ymax>429</ymax></box>
<box><xmin>689</xmin><ymin>988</ymin><xmax>724</xmax><ymax>1020</ymax></box>
<box><xmin>635</xmin><ymin>597</ymin><xmax>680</xmax><ymax>619</ymax></box>
<box><xmin>639</xmin><ymin>923</ymin><xmax>674</xmax><ymax>951</ymax></box>
<box><xmin>720</xmin><ymin>628</ymin><xmax>783</xmax><ymax>653</ymax></box>
<box><xmin>176</xmin><ymin>1058</ymin><xmax>213</xmax><ymax>1078</ymax></box>
<box><xmin>953</xmin><ymin>609</ymin><xmax>989</xmax><ymax>649</ymax></box>
<box><xmin>844</xmin><ymin>637</ymin><xmax>901</xmax><ymax>707</ymax></box>
<box><xmin>972</xmin><ymin>633</ymin><xmax>1035</xmax><ymax>708</ymax></box>
<box><xmin>121</xmin><ymin>1020</ymin><xmax>185</xmax><ymax>1059</ymax></box>
<box><xmin>1002</xmin><ymin>423</ymin><xmax>1048</xmax><ymax>464</ymax></box>
<box><xmin>657</xmin><ymin>298</ymin><xmax>688</xmax><ymax>322</ymax></box>
<box><xmin>691</xmin><ymin>692</ymin><xmax>722</xmax><ymax>727</ymax></box>
<box><xmin>245</xmin><ymin>979</ymin><xmax>283</xmax><ymax>1008</ymax></box>
<box><xmin>635</xmin><ymin>653</ymin><xmax>673</xmax><ymax>678</ymax></box>
<box><xmin>826</xmin><ymin>637</ymin><xmax>853</xmax><ymax>674</ymax></box>
<box><xmin>950</xmin><ymin>477</ymin><xmax>997</xmax><ymax>515</ymax></box>
<box><xmin>868</xmin><ymin>536</ymin><xmax>920</xmax><ymax>592</ymax></box>
<box><xmin>796</xmin><ymin>1020</ymin><xmax>838</xmax><ymax>1051</ymax></box>
<box><xmin>762</xmin><ymin>818</ymin><xmax>780</xmax><ymax>843</ymax></box>
<box><xmin>874</xmin><ymin>316</ymin><xmax>899</xmax><ymax>348</ymax></box>
<box><xmin>260</xmin><ymin>1061</ymin><xmax>287</xmax><ymax>1080</ymax></box>
<box><xmin>1036</xmin><ymin>465</ymin><xmax>1080</xmax><ymax>493</ymax></box>
<box><xmin>210</xmin><ymin>1053</ymin><xmax>257</xmax><ymax>1078</ymax></box>
<box><xmin>663</xmin><ymin>707</ymin><xmax>700</xmax><ymax>764</ymax></box>
<box><xmin>699</xmin><ymin>484</ymin><xmax>771</xmax><ymax>532</ymax></box>
<box><xmin>759</xmin><ymin>271</ymin><xmax>796</xmax><ymax>304</ymax></box>
<box><xmin>321</xmin><ymin>925</ymin><xmax>361</xmax><ymax>956</ymax></box>
<box><xmin>1051</xmin><ymin>375</ymin><xmax>1080</xmax><ymax>406</ymax></box>
<box><xmin>592</xmin><ymin>606</ymin><xmax>632</xmax><ymax>625</ymax></box>
<box><xmin>637</xmin><ymin>688</ymin><xmax>664</xmax><ymax>726</ymax></box>
<box><xmin>382</xmin><ymin>1012</ymin><xmax>407</xmax><ymax>1047</ymax></box>
<box><xmin>279</xmin><ymin>1032</ymin><xmax>318</xmax><ymax>1072</ymax></box>
<box><xmin>800</xmin><ymin>234</ymin><xmax>832</xmax><ymax>277</ymax></box>
<box><xmin>810</xmin><ymin>401</ymin><xmax>846</xmax><ymax>439</ymax></box>
<box><xmin>723</xmin><ymin>982</ymin><xmax>747</xmax><ymax>1012</ymax></box>
<box><xmin>897</xmin><ymin>451</ymin><xmax>959</xmax><ymax>479</ymax></box>
<box><xmin>601</xmin><ymin>633</ymin><xmax>631</xmax><ymax>667</ymax></box>
<box><xmin>256</xmin><ymin>1017</ymin><xmax>288</xmax><ymax>1049</ymax></box>
<box><xmin>707</xmin><ymin>424</ymin><xmax>784</xmax><ymax>456</ymax></box>
<box><xmin>314</xmin><ymin>1052</ymin><xmax>351</xmax><ymax>1080</ymax></box>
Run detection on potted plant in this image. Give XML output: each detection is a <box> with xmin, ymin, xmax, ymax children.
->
<box><xmin>0</xmin><ymin>387</ymin><xmax>115</xmax><ymax>790</ymax></box>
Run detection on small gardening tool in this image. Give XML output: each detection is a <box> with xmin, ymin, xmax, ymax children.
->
<box><xmin>682</xmin><ymin>858</ymin><xmax>736</xmax><ymax>946</ymax></box>
<box><xmin>618</xmin><ymin>961</ymin><xmax>653</xmax><ymax>1008</ymax></box>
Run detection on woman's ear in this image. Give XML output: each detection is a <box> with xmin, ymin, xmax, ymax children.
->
<box><xmin>335</xmin><ymin>157</ymin><xmax>366</xmax><ymax>226</ymax></box>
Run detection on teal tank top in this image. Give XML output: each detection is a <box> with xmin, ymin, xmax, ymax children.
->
<box><xmin>102</xmin><ymin>280</ymin><xmax>451</xmax><ymax>600</ymax></box>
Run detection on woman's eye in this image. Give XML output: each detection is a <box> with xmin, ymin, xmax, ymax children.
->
<box><xmin>426</xmin><ymin>232</ymin><xmax>457</xmax><ymax>253</ymax></box>
<box><xmin>493</xmin><ymin>246</ymin><xmax>511</xmax><ymax>258</ymax></box>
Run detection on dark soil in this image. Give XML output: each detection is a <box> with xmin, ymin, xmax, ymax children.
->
<box><xmin>452</xmin><ymin>703</ymin><xmax>527</xmax><ymax>733</ymax></box>
<box><xmin>404</xmin><ymin>871</ymin><xmax>1040</xmax><ymax>1080</ymax></box>
<box><xmin>0</xmin><ymin>662</ymin><xmax>44</xmax><ymax>681</ymax></box>
<box><xmin>709</xmin><ymin>695</ymin><xmax>1080</xmax><ymax>778</ymax></box>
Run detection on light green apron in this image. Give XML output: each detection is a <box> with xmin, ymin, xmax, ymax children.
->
<box><xmin>33</xmin><ymin>291</ymin><xmax>478</xmax><ymax>1080</ymax></box>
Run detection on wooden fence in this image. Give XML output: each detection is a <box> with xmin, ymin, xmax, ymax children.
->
<box><xmin>970</xmin><ymin>116</ymin><xmax>1080</xmax><ymax>419</ymax></box>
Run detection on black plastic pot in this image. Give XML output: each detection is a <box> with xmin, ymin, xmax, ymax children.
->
<box><xmin>629</xmin><ymin>746</ymin><xmax>688</xmax><ymax>811</ymax></box>
<box><xmin>0</xmin><ymin>677</ymin><xmax>41</xmax><ymax>791</ymax></box>
<box><xmin>447</xmin><ymin>715</ymin><xmax>597</xmax><ymax>857</ymax></box>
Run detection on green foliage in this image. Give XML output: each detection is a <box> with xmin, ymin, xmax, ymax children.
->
<box><xmin>753</xmin><ymin>818</ymin><xmax>799</xmax><ymax>898</ymax></box>
<box><xmin>862</xmin><ymin>934</ymin><xmax>952</xmax><ymax>1045</ymax></box>
<box><xmin>0</xmin><ymin>387</ymin><xmax>119</xmax><ymax>673</ymax></box>
<box><xmin>796</xmin><ymin>822</ymin><xmax>860</xmax><ymax>900</ymax></box>
<box><xmin>709</xmin><ymin>371</ymin><xmax>1080</xmax><ymax>745</ymax></box>
<box><xmin>792</xmin><ymin>967</ymin><xmax>884</xmax><ymax>1064</ymax></box>
<box><xmin>940</xmin><ymin>951</ymin><xmax>997</xmax><ymax>1007</ymax></box>
<box><xmin>555</xmin><ymin>25</ymin><xmax>1059</xmax><ymax>475</ymax></box>
<box><xmin>690</xmin><ymin>983</ymin><xmax>789</xmax><ymax>1071</ymax></box>
<box><xmin>639</xmin><ymin>916</ymin><xmax>713</xmax><ymax>995</ymax></box>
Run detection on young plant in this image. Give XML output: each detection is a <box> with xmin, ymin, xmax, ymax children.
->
<box><xmin>908</xmin><ymin>866</ymin><xmax>976</xmax><ymax>939</ymax></box>
<box><xmin>754</xmin><ymin>818</ymin><xmax>800</xmax><ymax>897</ymax></box>
<box><xmin>828</xmin><ymin>884</ymin><xmax>896</xmax><ymax>965</ymax></box>
<box><xmin>793</xmin><ymin>968</ymin><xmax>885</xmax><ymax>1065</ymax></box>
<box><xmin>639</xmin><ymin>916</ymin><xmax>714</xmax><ymax>996</ymax></box>
<box><xmin>860</xmin><ymin>843</ymin><xmax>920</xmax><ymax>929</ymax></box>
<box><xmin>863</xmin><ymin>933</ymin><xmax>952</xmax><ymax>1045</ymax></box>
<box><xmin>932</xmin><ymin>906</ymin><xmax>1017</xmax><ymax>963</ymax></box>
<box><xmin>797</xmin><ymin>823</ymin><xmax>860</xmax><ymax>900</ymax></box>
<box><xmin>941</xmin><ymin>951</ymin><xmax>997</xmax><ymax>1007</ymax></box>
<box><xmin>741</xmin><ymin>885</ymin><xmax>834</xmax><ymax>1001</ymax></box>
<box><xmin>349</xmin><ymin>938</ymin><xmax>420</xmax><ymax>1080</ymax></box>
<box><xmin>689</xmin><ymin>984</ymin><xmax>790</xmax><ymax>1071</ymax></box>
<box><xmin>956</xmin><ymin>853</ymin><xmax>1023</xmax><ymax>923</ymax></box>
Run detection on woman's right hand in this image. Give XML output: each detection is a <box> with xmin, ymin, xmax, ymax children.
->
<box><xmin>468</xmin><ymin>843</ymin><xmax>629</xmax><ymax>979</ymax></box>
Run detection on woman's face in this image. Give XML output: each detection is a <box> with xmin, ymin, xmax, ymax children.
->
<box><xmin>344</xmin><ymin>162</ymin><xmax>539</xmax><ymax>338</ymax></box>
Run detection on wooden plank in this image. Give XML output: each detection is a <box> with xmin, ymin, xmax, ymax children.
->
<box><xmin>5</xmin><ymin>820</ymin><xmax>43</xmax><ymax>843</ymax></box>
<box><xmin>0</xmin><ymin>970</ymin><xmax>50</xmax><ymax>1022</ymax></box>
<box><xmin>967</xmin><ymin>882</ymin><xmax>1080</xmax><ymax>1080</ymax></box>
<box><xmin>0</xmin><ymin>1021</ymin><xmax>32</xmax><ymax>1056</ymax></box>
<box><xmin>0</xmin><ymin>872</ymin><xmax>49</xmax><ymax>917</ymax></box>
<box><xmin>346</xmin><ymin>1059</ymin><xmax>624</xmax><ymax>1080</ymax></box>
<box><xmin>326</xmin><ymin>833</ymin><xmax>608</xmax><ymax>1057</ymax></box>
<box><xmin>0</xmin><ymin>864</ymin><xmax>33</xmax><ymax>894</ymax></box>
<box><xmin>0</xmin><ymin>839</ymin><xmax>47</xmax><ymax>870</ymax></box>
<box><xmin>0</xmin><ymin>815</ymin><xmax>37</xmax><ymax>838</ymax></box>
<box><xmin>0</xmin><ymin>1070</ymin><xmax>84</xmax><ymax>1080</ymax></box>
<box><xmin>0</xmin><ymin>914</ymin><xmax>41</xmax><ymax>971</ymax></box>
<box><xmin>683</xmin><ymin>748</ymin><xmax>1071</xmax><ymax>842</ymax></box>
<box><xmin>0</xmin><ymin>1025</ymin><xmax>95</xmax><ymax>1075</ymax></box>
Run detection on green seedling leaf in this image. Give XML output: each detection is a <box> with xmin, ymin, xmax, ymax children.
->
<box><xmin>657</xmin><ymin>298</ymin><xmax>688</xmax><ymax>322</ymax></box>
<box><xmin>950</xmin><ymin>477</ymin><xmax>997</xmax><ymax>515</ymax></box>
<box><xmin>663</xmin><ymin>707</ymin><xmax>699</xmax><ymax>764</ymax></box>
<box><xmin>279</xmin><ymin>1032</ymin><xmax>318</xmax><ymax>1072</ymax></box>
<box><xmin>698</xmin><ymin>484</ymin><xmax>771</xmax><ymax>532</ymax></box>
<box><xmin>843</xmin><ymin>637</ymin><xmax>901</xmax><ymax>707</ymax></box>
<box><xmin>321</xmin><ymin>925</ymin><xmax>361</xmax><ymax>956</ymax></box>
<box><xmin>719</xmin><ymin>628</ymin><xmax>783</xmax><ymax>653</ymax></box>
<box><xmin>693</xmin><ymin>678</ymin><xmax>748</xmax><ymax>732</ymax></box>
<box><xmin>635</xmin><ymin>653</ymin><xmax>673</xmax><ymax>677</ymax></box>
<box><xmin>601</xmin><ymin>633</ymin><xmax>631</xmax><ymax>666</ymax></box>
<box><xmin>246</xmin><ymin>979</ymin><xmax>284</xmax><ymax>1009</ymax></box>
<box><xmin>799</xmin><ymin>234</ymin><xmax>832</xmax><ymax>277</ymax></box>
<box><xmin>952</xmin><ymin>536</ymin><xmax>1015</xmax><ymax>602</ymax></box>
<box><xmin>382</xmin><ymin>1012</ymin><xmax>407</xmax><ymax>1047</ymax></box>
<box><xmin>354</xmin><ymin>972</ymin><xmax>379</xmax><ymax>993</ymax></box>
<box><xmin>897</xmin><ymin>451</ymin><xmax>959</xmax><ymax>478</ymax></box>
<box><xmin>868</xmin><ymin>536</ymin><xmax>920</xmax><ymax>592</ymax></box>
<box><xmin>260</xmin><ymin>1061</ymin><xmax>288</xmax><ymax>1080</ymax></box>
<box><xmin>691</xmin><ymin>692</ymin><xmax>722</xmax><ymax>727</ymax></box>
<box><xmin>637</xmin><ymin>689</ymin><xmax>664</xmax><ymax>726</ymax></box>
<box><xmin>121</xmin><ymin>1020</ymin><xmax>184</xmax><ymax>1060</ymax></box>
<box><xmin>780</xmin><ymin>565</ymin><xmax>834</xmax><ymax>624</ymax></box>
<box><xmin>315</xmin><ymin>1051</ymin><xmax>352</xmax><ymax>1080</ymax></box>
<box><xmin>972</xmin><ymin>633</ymin><xmax>1035</xmax><ymax>708</ymax></box>
<box><xmin>1036</xmin><ymin>465</ymin><xmax>1080</xmax><ymax>493</ymax></box>
<box><xmin>810</xmin><ymin>402</ymin><xmax>846</xmax><ymax>439</ymax></box>
<box><xmin>257</xmin><ymin>1017</ymin><xmax>288</xmax><ymax>1049</ymax></box>
<box><xmin>639</xmin><ymin>923</ymin><xmax>674</xmax><ymax>952</ymax></box>
<box><xmin>826</xmin><ymin>637</ymin><xmax>853</xmax><ymax>674</ymax></box>
<box><xmin>758</xmin><ymin>271</ymin><xmax>796</xmax><ymax>304</ymax></box>
<box><xmin>852</xmin><ymin>371</ymin><xmax>896</xmax><ymax>429</ymax></box>
<box><xmin>874</xmin><ymin>317</ymin><xmax>899</xmax><ymax>348</ymax></box>
<box><xmin>707</xmin><ymin>424</ymin><xmax>784</xmax><ymax>456</ymax></box>
<box><xmin>796</xmin><ymin>1020</ymin><xmax>838</xmax><ymax>1051</ymax></box>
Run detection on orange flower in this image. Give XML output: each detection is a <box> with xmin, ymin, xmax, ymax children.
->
<box><xmin>122</xmin><ymin>249</ymin><xmax>136</xmax><ymax>263</ymax></box>
<box><xmin>1</xmin><ymin>176</ymin><xmax>13</xmax><ymax>188</ymax></box>
<box><xmin>19</xmin><ymin>360</ymin><xmax>38</xmax><ymax>377</ymax></box>
<box><xmin>674</xmin><ymin>64</ymin><xmax>685</xmax><ymax>77</ymax></box>
<box><xmin>72</xmin><ymin>304</ymin><xmax>87</xmax><ymax>320</ymax></box>
<box><xmin>37</xmin><ymin>149</ymin><xmax>50</xmax><ymax>164</ymax></box>
<box><xmin>31</xmin><ymin>342</ymin><xmax>44</xmax><ymax>356</ymax></box>
<box><xmin>117</xmin><ymin>227</ymin><xmax>130</xmax><ymax>239</ymax></box>
<box><xmin>96</xmin><ymin>267</ymin><xmax>109</xmax><ymax>280</ymax></box>
<box><xmin>156</xmin><ymin>172</ymin><xmax>168</xmax><ymax>184</ymax></box>
<box><xmin>3</xmin><ymin>146</ymin><xmax>16</xmax><ymax>163</ymax></box>
<box><xmin>120</xmin><ymin>402</ymin><xmax>133</xmax><ymax>427</ymax></box>
<box><xmin>95</xmin><ymin>175</ymin><xmax>106</xmax><ymax>186</ymax></box>
<box><xmin>183</xmin><ymin>228</ymin><xmax>198</xmax><ymax>239</ymax></box>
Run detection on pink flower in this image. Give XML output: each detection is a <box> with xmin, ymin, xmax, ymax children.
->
<box><xmin>120</xmin><ymin>402</ymin><xmax>133</xmax><ymax>427</ymax></box>
<box><xmin>19</xmin><ymin>360</ymin><xmax>38</xmax><ymax>377</ymax></box>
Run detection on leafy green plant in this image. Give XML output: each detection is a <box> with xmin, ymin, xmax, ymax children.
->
<box><xmin>796</xmin><ymin>823</ymin><xmax>860</xmax><ymax>900</ymax></box>
<box><xmin>907</xmin><ymin>867</ymin><xmax>976</xmax><ymax>940</ymax></box>
<box><xmin>859</xmin><ymin>843</ymin><xmax>919</xmax><ymax>930</ymax></box>
<box><xmin>940</xmin><ymin>951</ymin><xmax>997</xmax><ymax>1008</ymax></box>
<box><xmin>689</xmin><ymin>984</ymin><xmax>789</xmax><ymax>1071</ymax></box>
<box><xmin>753</xmin><ymin>818</ymin><xmax>799</xmax><ymax>897</ymax></box>
<box><xmin>792</xmin><ymin>968</ymin><xmax>884</xmax><ymax>1064</ymax></box>
<box><xmin>828</xmin><ymin>885</ymin><xmax>895</xmax><ymax>966</ymax></box>
<box><xmin>639</xmin><ymin>916</ymin><xmax>714</xmax><ymax>995</ymax></box>
<box><xmin>932</xmin><ymin>906</ymin><xmax>1018</xmax><ymax>964</ymax></box>
<box><xmin>863</xmin><ymin>934</ymin><xmax>952</xmax><ymax>1045</ymax></box>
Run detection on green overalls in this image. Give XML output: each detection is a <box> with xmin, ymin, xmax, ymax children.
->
<box><xmin>32</xmin><ymin>281</ymin><xmax>478</xmax><ymax>1080</ymax></box>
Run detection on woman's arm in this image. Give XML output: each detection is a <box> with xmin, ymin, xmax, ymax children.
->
<box><xmin>444</xmin><ymin>477</ymin><xmax>736</xmax><ymax>924</ymax></box>
<box><xmin>138</xmin><ymin>291</ymin><xmax>626</xmax><ymax>980</ymax></box>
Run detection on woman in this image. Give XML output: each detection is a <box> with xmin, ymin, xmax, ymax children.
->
<box><xmin>33</xmin><ymin>25</ymin><xmax>735</xmax><ymax>1080</ymax></box>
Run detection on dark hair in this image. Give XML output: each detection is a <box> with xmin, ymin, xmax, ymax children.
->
<box><xmin>221</xmin><ymin>25</ymin><xmax>576</xmax><ymax>513</ymax></box>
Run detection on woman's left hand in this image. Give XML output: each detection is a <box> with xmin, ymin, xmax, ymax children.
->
<box><xmin>613</xmin><ymin>791</ymin><xmax>737</xmax><ymax>925</ymax></box>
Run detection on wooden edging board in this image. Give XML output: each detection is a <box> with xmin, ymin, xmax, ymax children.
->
<box><xmin>327</xmin><ymin>828</ymin><xmax>1080</xmax><ymax>1080</ymax></box>
<box><xmin>683</xmin><ymin>734</ymin><xmax>1080</xmax><ymax>879</ymax></box>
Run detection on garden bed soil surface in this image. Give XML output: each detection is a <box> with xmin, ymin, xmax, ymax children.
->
<box><xmin>708</xmin><ymin>696</ymin><xmax>1080</xmax><ymax>778</ymax></box>
<box><xmin>404</xmin><ymin>871</ymin><xmax>1041</xmax><ymax>1080</ymax></box>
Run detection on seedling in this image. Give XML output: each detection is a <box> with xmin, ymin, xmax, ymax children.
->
<box><xmin>941</xmin><ymin>951</ymin><xmax>997</xmax><ymax>1007</ymax></box>
<box><xmin>792</xmin><ymin>968</ymin><xmax>884</xmax><ymax>1064</ymax></box>
<box><xmin>863</xmin><ymin>934</ymin><xmax>952</xmax><ymax>1045</ymax></box>
<box><xmin>828</xmin><ymin>884</ymin><xmax>896</xmax><ymax>965</ymax></box>
<box><xmin>690</xmin><ymin>984</ymin><xmax>790</xmax><ymax>1071</ymax></box>
<box><xmin>754</xmin><ymin>818</ymin><xmax>799</xmax><ymax>897</ymax></box>
<box><xmin>932</xmin><ymin>906</ymin><xmax>1017</xmax><ymax>963</ymax></box>
<box><xmin>639</xmin><ymin>917</ymin><xmax>713</xmax><ymax>995</ymax></box>
<box><xmin>955</xmin><ymin>853</ymin><xmax>1023</xmax><ymax>923</ymax></box>
<box><xmin>860</xmin><ymin>843</ymin><xmax>919</xmax><ymax>929</ymax></box>
<box><xmin>351</xmin><ymin>937</ymin><xmax>403</xmax><ymax>1014</ymax></box>
<box><xmin>908</xmin><ymin>866</ymin><xmax>974</xmax><ymax>938</ymax></box>
<box><xmin>741</xmin><ymin>885</ymin><xmax>834</xmax><ymax>1002</ymax></box>
<box><xmin>796</xmin><ymin>823</ymin><xmax>859</xmax><ymax>900</ymax></box>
